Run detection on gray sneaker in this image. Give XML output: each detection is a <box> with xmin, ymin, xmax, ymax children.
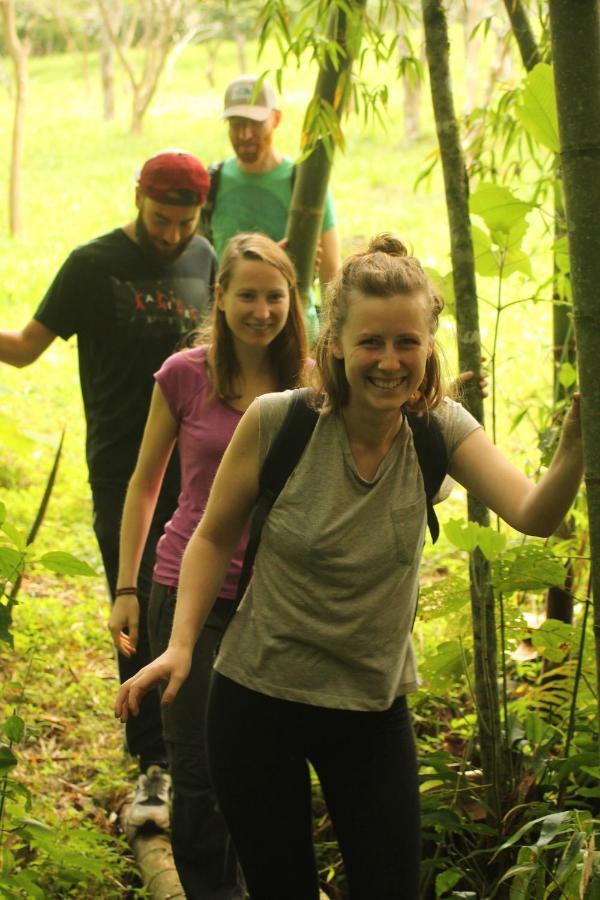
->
<box><xmin>127</xmin><ymin>765</ymin><xmax>171</xmax><ymax>830</ymax></box>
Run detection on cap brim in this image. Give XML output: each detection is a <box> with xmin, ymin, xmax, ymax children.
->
<box><xmin>222</xmin><ymin>104</ymin><xmax>272</xmax><ymax>121</ymax></box>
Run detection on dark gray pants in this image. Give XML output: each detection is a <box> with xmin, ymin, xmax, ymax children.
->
<box><xmin>92</xmin><ymin>481</ymin><xmax>171</xmax><ymax>770</ymax></box>
<box><xmin>148</xmin><ymin>582</ymin><xmax>243</xmax><ymax>900</ymax></box>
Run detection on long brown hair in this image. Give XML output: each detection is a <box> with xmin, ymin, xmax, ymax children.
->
<box><xmin>314</xmin><ymin>233</ymin><xmax>445</xmax><ymax>414</ymax></box>
<box><xmin>200</xmin><ymin>233</ymin><xmax>308</xmax><ymax>399</ymax></box>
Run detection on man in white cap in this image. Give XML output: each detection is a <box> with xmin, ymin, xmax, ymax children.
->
<box><xmin>201</xmin><ymin>74</ymin><xmax>341</xmax><ymax>335</ymax></box>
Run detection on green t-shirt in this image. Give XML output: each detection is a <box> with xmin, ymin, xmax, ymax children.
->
<box><xmin>211</xmin><ymin>157</ymin><xmax>336</xmax><ymax>262</ymax></box>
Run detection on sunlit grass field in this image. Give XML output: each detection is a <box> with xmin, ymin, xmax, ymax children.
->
<box><xmin>0</xmin><ymin>30</ymin><xmax>559</xmax><ymax>895</ymax></box>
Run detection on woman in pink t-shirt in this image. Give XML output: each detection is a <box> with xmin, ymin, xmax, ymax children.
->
<box><xmin>109</xmin><ymin>233</ymin><xmax>309</xmax><ymax>899</ymax></box>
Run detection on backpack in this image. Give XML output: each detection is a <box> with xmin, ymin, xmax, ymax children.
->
<box><xmin>235</xmin><ymin>388</ymin><xmax>449</xmax><ymax>605</ymax></box>
<box><xmin>199</xmin><ymin>161</ymin><xmax>297</xmax><ymax>246</ymax></box>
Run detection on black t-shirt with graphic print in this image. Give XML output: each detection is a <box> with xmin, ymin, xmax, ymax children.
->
<box><xmin>35</xmin><ymin>228</ymin><xmax>216</xmax><ymax>487</ymax></box>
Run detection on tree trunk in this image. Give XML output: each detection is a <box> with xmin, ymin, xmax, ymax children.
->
<box><xmin>503</xmin><ymin>0</ymin><xmax>542</xmax><ymax>70</ymax></box>
<box><xmin>286</xmin><ymin>0</ymin><xmax>367</xmax><ymax>305</ymax></box>
<box><xmin>205</xmin><ymin>40</ymin><xmax>218</xmax><ymax>87</ymax></box>
<box><xmin>234</xmin><ymin>28</ymin><xmax>247</xmax><ymax>73</ymax></box>
<box><xmin>421</xmin><ymin>0</ymin><xmax>505</xmax><ymax>827</ymax></box>
<box><xmin>548</xmin><ymin>0</ymin><xmax>600</xmax><ymax>724</ymax></box>
<box><xmin>504</xmin><ymin>1</ymin><xmax>576</xmax><ymax>628</ymax></box>
<box><xmin>95</xmin><ymin>0</ymin><xmax>175</xmax><ymax>135</ymax></box>
<box><xmin>100</xmin><ymin>19</ymin><xmax>115</xmax><ymax>120</ymax></box>
<box><xmin>0</xmin><ymin>0</ymin><xmax>28</xmax><ymax>238</ymax></box>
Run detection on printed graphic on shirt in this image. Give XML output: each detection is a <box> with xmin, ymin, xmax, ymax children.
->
<box><xmin>111</xmin><ymin>276</ymin><xmax>203</xmax><ymax>334</ymax></box>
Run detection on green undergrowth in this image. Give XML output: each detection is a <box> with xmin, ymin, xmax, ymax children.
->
<box><xmin>1</xmin><ymin>571</ymin><xmax>143</xmax><ymax>898</ymax></box>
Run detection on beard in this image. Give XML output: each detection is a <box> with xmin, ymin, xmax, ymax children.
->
<box><xmin>135</xmin><ymin>213</ymin><xmax>194</xmax><ymax>266</ymax></box>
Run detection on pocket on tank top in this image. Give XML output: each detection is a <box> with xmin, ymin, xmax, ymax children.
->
<box><xmin>391</xmin><ymin>501</ymin><xmax>426</xmax><ymax>565</ymax></box>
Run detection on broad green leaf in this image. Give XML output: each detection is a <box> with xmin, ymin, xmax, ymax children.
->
<box><xmin>531</xmin><ymin>618</ymin><xmax>574</xmax><ymax>662</ymax></box>
<box><xmin>0</xmin><ymin>502</ymin><xmax>5</xmax><ymax>527</ymax></box>
<box><xmin>38</xmin><ymin>551</ymin><xmax>95</xmax><ymax>577</ymax></box>
<box><xmin>554</xmin><ymin>751</ymin><xmax>598</xmax><ymax>782</ymax></box>
<box><xmin>476</xmin><ymin>526</ymin><xmax>507</xmax><ymax>561</ymax></box>
<box><xmin>1</xmin><ymin>522</ymin><xmax>26</xmax><ymax>551</ymax></box>
<box><xmin>435</xmin><ymin>867</ymin><xmax>462</xmax><ymax>897</ymax></box>
<box><xmin>501</xmin><ymin>247</ymin><xmax>532</xmax><ymax>279</ymax></box>
<box><xmin>493</xmin><ymin>544</ymin><xmax>565</xmax><ymax>594</ymax></box>
<box><xmin>471</xmin><ymin>224</ymin><xmax>501</xmax><ymax>278</ymax></box>
<box><xmin>426</xmin><ymin>641</ymin><xmax>466</xmax><ymax>680</ymax></box>
<box><xmin>558</xmin><ymin>362</ymin><xmax>577</xmax><ymax>389</ymax></box>
<box><xmin>491</xmin><ymin>218</ymin><xmax>529</xmax><ymax>251</ymax></box>
<box><xmin>470</xmin><ymin>183</ymin><xmax>532</xmax><ymax>235</ymax></box>
<box><xmin>444</xmin><ymin>519</ymin><xmax>481</xmax><ymax>552</ymax></box>
<box><xmin>0</xmin><ymin>746</ymin><xmax>18</xmax><ymax>772</ymax></box>
<box><xmin>418</xmin><ymin>575</ymin><xmax>471</xmax><ymax>621</ymax></box>
<box><xmin>516</xmin><ymin>63</ymin><xmax>559</xmax><ymax>153</ymax></box>
<box><xmin>3</xmin><ymin>715</ymin><xmax>24</xmax><ymax>743</ymax></box>
<box><xmin>0</xmin><ymin>546</ymin><xmax>24</xmax><ymax>581</ymax></box>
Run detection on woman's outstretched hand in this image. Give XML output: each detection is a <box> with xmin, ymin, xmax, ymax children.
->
<box><xmin>559</xmin><ymin>392</ymin><xmax>583</xmax><ymax>450</ymax></box>
<box><xmin>114</xmin><ymin>646</ymin><xmax>192</xmax><ymax>722</ymax></box>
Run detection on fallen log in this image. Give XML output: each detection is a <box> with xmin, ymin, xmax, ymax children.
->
<box><xmin>120</xmin><ymin>802</ymin><xmax>185</xmax><ymax>899</ymax></box>
<box><xmin>120</xmin><ymin>801</ymin><xmax>330</xmax><ymax>899</ymax></box>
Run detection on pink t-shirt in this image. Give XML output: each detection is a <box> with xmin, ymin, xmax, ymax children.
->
<box><xmin>153</xmin><ymin>346</ymin><xmax>246</xmax><ymax>597</ymax></box>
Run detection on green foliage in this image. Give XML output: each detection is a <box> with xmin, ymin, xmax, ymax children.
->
<box><xmin>0</xmin><ymin>500</ymin><xmax>125</xmax><ymax>897</ymax></box>
<box><xmin>516</xmin><ymin>63</ymin><xmax>559</xmax><ymax>154</ymax></box>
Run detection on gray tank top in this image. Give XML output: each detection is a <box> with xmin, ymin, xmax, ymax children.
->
<box><xmin>215</xmin><ymin>393</ymin><xmax>480</xmax><ymax>710</ymax></box>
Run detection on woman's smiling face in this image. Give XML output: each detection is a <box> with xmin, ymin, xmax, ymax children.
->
<box><xmin>333</xmin><ymin>291</ymin><xmax>432</xmax><ymax>414</ymax></box>
<box><xmin>217</xmin><ymin>258</ymin><xmax>290</xmax><ymax>351</ymax></box>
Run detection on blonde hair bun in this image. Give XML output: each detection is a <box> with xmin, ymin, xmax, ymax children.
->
<box><xmin>367</xmin><ymin>233</ymin><xmax>409</xmax><ymax>258</ymax></box>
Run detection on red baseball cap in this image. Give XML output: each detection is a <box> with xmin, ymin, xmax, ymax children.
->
<box><xmin>138</xmin><ymin>151</ymin><xmax>210</xmax><ymax>206</ymax></box>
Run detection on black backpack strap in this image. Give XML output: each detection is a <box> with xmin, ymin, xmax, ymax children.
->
<box><xmin>404</xmin><ymin>410</ymin><xmax>448</xmax><ymax>544</ymax></box>
<box><xmin>235</xmin><ymin>388</ymin><xmax>318</xmax><ymax>604</ymax></box>
<box><xmin>199</xmin><ymin>161</ymin><xmax>224</xmax><ymax>245</ymax></box>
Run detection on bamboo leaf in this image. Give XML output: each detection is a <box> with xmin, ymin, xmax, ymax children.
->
<box><xmin>536</xmin><ymin>811</ymin><xmax>572</xmax><ymax>847</ymax></box>
<box><xmin>496</xmin><ymin>811</ymin><xmax>571</xmax><ymax>854</ymax></box>
<box><xmin>38</xmin><ymin>552</ymin><xmax>96</xmax><ymax>577</ymax></box>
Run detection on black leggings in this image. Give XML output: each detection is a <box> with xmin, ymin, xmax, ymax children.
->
<box><xmin>207</xmin><ymin>673</ymin><xmax>421</xmax><ymax>900</ymax></box>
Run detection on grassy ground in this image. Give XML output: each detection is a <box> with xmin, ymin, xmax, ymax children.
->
<box><xmin>0</xmin><ymin>29</ymin><xmax>559</xmax><ymax>898</ymax></box>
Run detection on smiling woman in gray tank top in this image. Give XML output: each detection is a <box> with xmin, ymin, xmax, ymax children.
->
<box><xmin>116</xmin><ymin>234</ymin><xmax>584</xmax><ymax>900</ymax></box>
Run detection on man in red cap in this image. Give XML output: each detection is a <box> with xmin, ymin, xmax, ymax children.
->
<box><xmin>0</xmin><ymin>151</ymin><xmax>215</xmax><ymax>832</ymax></box>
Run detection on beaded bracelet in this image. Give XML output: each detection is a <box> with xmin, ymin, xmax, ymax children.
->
<box><xmin>115</xmin><ymin>587</ymin><xmax>138</xmax><ymax>597</ymax></box>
